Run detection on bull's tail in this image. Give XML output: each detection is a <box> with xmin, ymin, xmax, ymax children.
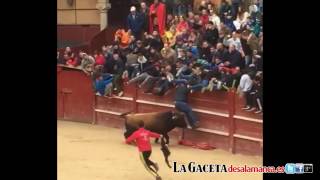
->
<box><xmin>160</xmin><ymin>136</ymin><xmax>172</xmax><ymax>168</ymax></box>
<box><xmin>121</xmin><ymin>111</ymin><xmax>132</xmax><ymax>139</ymax></box>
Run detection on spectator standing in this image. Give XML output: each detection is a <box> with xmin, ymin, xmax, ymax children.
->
<box><xmin>127</xmin><ymin>6</ymin><xmax>144</xmax><ymax>39</ymax></box>
<box><xmin>149</xmin><ymin>0</ymin><xmax>167</xmax><ymax>36</ymax></box>
<box><xmin>238</xmin><ymin>69</ymin><xmax>255</xmax><ymax>110</ymax></box>
<box><xmin>240</xmin><ymin>30</ymin><xmax>252</xmax><ymax>67</ymax></box>
<box><xmin>140</xmin><ymin>2</ymin><xmax>150</xmax><ymax>34</ymax></box>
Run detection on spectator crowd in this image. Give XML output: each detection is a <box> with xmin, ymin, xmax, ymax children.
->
<box><xmin>58</xmin><ymin>0</ymin><xmax>263</xmax><ymax>127</ymax></box>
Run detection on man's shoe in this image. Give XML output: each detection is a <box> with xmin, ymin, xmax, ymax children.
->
<box><xmin>242</xmin><ymin>106</ymin><xmax>251</xmax><ymax>110</ymax></box>
<box><xmin>192</xmin><ymin>121</ymin><xmax>200</xmax><ymax>129</ymax></box>
<box><xmin>254</xmin><ymin>110</ymin><xmax>262</xmax><ymax>114</ymax></box>
<box><xmin>246</xmin><ymin>107</ymin><xmax>256</xmax><ymax>112</ymax></box>
<box><xmin>117</xmin><ymin>91</ymin><xmax>124</xmax><ymax>97</ymax></box>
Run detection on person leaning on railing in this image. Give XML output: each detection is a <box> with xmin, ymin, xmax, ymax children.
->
<box><xmin>80</xmin><ymin>52</ymin><xmax>95</xmax><ymax>76</ymax></box>
<box><xmin>151</xmin><ymin>64</ymin><xmax>174</xmax><ymax>96</ymax></box>
<box><xmin>94</xmin><ymin>73</ymin><xmax>114</xmax><ymax>97</ymax></box>
<box><xmin>173</xmin><ymin>80</ymin><xmax>200</xmax><ymax>129</ymax></box>
<box><xmin>237</xmin><ymin>68</ymin><xmax>255</xmax><ymax>110</ymax></box>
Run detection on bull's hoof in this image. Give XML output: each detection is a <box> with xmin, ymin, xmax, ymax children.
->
<box><xmin>156</xmin><ymin>176</ymin><xmax>162</xmax><ymax>180</ymax></box>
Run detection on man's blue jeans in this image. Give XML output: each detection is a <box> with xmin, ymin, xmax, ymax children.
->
<box><xmin>175</xmin><ymin>101</ymin><xmax>197</xmax><ymax>126</ymax></box>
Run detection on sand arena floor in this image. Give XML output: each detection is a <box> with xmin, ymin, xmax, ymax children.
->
<box><xmin>58</xmin><ymin>120</ymin><xmax>262</xmax><ymax>180</ymax></box>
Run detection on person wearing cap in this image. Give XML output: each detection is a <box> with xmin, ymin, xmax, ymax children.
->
<box><xmin>128</xmin><ymin>6</ymin><xmax>144</xmax><ymax>39</ymax></box>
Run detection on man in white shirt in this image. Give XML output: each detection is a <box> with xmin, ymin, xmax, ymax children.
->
<box><xmin>224</xmin><ymin>31</ymin><xmax>243</xmax><ymax>52</ymax></box>
<box><xmin>238</xmin><ymin>70</ymin><xmax>254</xmax><ymax>110</ymax></box>
<box><xmin>209</xmin><ymin>10</ymin><xmax>221</xmax><ymax>31</ymax></box>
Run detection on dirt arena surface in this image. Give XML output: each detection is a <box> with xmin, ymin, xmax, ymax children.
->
<box><xmin>58</xmin><ymin>120</ymin><xmax>262</xmax><ymax>180</ymax></box>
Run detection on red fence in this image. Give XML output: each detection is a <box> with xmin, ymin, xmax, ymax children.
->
<box><xmin>57</xmin><ymin>65</ymin><xmax>263</xmax><ymax>156</ymax></box>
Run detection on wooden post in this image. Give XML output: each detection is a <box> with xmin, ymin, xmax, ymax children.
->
<box><xmin>228</xmin><ymin>88</ymin><xmax>236</xmax><ymax>153</ymax></box>
<box><xmin>133</xmin><ymin>85</ymin><xmax>138</xmax><ymax>113</ymax></box>
<box><xmin>92</xmin><ymin>94</ymin><xmax>97</xmax><ymax>124</ymax></box>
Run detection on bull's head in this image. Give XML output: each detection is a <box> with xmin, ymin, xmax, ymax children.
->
<box><xmin>171</xmin><ymin>111</ymin><xmax>187</xmax><ymax>128</ymax></box>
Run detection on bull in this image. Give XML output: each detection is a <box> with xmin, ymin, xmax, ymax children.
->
<box><xmin>122</xmin><ymin>111</ymin><xmax>187</xmax><ymax>144</ymax></box>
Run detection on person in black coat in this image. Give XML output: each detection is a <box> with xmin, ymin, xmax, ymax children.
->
<box><xmin>140</xmin><ymin>1</ymin><xmax>150</xmax><ymax>33</ymax></box>
<box><xmin>203</xmin><ymin>21</ymin><xmax>219</xmax><ymax>47</ymax></box>
<box><xmin>225</xmin><ymin>44</ymin><xmax>243</xmax><ymax>68</ymax></box>
<box><xmin>198</xmin><ymin>41</ymin><xmax>211</xmax><ymax>62</ymax></box>
<box><xmin>111</xmin><ymin>52</ymin><xmax>125</xmax><ymax>96</ymax></box>
<box><xmin>127</xmin><ymin>6</ymin><xmax>144</xmax><ymax>39</ymax></box>
<box><xmin>215</xmin><ymin>43</ymin><xmax>228</xmax><ymax>62</ymax></box>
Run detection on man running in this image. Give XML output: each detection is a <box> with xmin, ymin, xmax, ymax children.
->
<box><xmin>126</xmin><ymin>120</ymin><xmax>162</xmax><ymax>180</ymax></box>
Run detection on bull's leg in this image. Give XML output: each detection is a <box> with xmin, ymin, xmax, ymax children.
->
<box><xmin>154</xmin><ymin>138</ymin><xmax>159</xmax><ymax>144</ymax></box>
<box><xmin>164</xmin><ymin>134</ymin><xmax>169</xmax><ymax>144</ymax></box>
<box><xmin>124</xmin><ymin>128</ymin><xmax>134</xmax><ymax>139</ymax></box>
<box><xmin>124</xmin><ymin>131</ymin><xmax>130</xmax><ymax>139</ymax></box>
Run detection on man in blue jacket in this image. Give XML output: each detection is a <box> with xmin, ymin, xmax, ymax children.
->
<box><xmin>95</xmin><ymin>73</ymin><xmax>113</xmax><ymax>97</ymax></box>
<box><xmin>173</xmin><ymin>81</ymin><xmax>200</xmax><ymax>129</ymax></box>
<box><xmin>127</xmin><ymin>6</ymin><xmax>144</xmax><ymax>40</ymax></box>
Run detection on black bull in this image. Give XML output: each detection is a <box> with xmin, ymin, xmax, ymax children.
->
<box><xmin>121</xmin><ymin>111</ymin><xmax>187</xmax><ymax>169</ymax></box>
<box><xmin>122</xmin><ymin>111</ymin><xmax>187</xmax><ymax>144</ymax></box>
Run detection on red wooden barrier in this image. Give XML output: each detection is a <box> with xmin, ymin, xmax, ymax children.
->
<box><xmin>57</xmin><ymin>65</ymin><xmax>263</xmax><ymax>156</ymax></box>
<box><xmin>57</xmin><ymin>66</ymin><xmax>94</xmax><ymax>123</ymax></box>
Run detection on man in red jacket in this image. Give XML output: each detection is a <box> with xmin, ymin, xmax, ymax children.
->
<box><xmin>126</xmin><ymin>120</ymin><xmax>162</xmax><ymax>179</ymax></box>
<box><xmin>149</xmin><ymin>0</ymin><xmax>166</xmax><ymax>36</ymax></box>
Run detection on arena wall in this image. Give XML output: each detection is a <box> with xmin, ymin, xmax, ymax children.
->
<box><xmin>57</xmin><ymin>66</ymin><xmax>263</xmax><ymax>156</ymax></box>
